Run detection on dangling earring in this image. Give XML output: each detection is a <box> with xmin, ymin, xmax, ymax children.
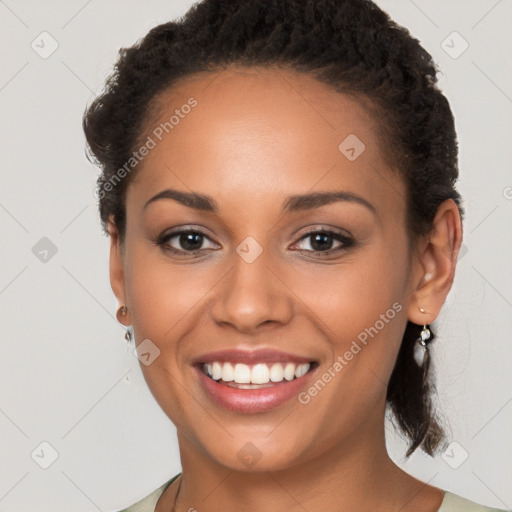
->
<box><xmin>413</xmin><ymin>324</ymin><xmax>431</xmax><ymax>367</ymax></box>
<box><xmin>116</xmin><ymin>304</ymin><xmax>132</xmax><ymax>343</ymax></box>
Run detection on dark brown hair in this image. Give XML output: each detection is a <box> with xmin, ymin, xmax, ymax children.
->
<box><xmin>82</xmin><ymin>0</ymin><xmax>464</xmax><ymax>457</ymax></box>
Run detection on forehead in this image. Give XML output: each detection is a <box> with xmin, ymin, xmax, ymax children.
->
<box><xmin>127</xmin><ymin>66</ymin><xmax>405</xmax><ymax>221</ymax></box>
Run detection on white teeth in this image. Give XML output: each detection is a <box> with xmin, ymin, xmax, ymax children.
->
<box><xmin>251</xmin><ymin>364</ymin><xmax>270</xmax><ymax>384</ymax></box>
<box><xmin>285</xmin><ymin>362</ymin><xmax>297</xmax><ymax>380</ymax></box>
<box><xmin>221</xmin><ymin>362</ymin><xmax>234</xmax><ymax>382</ymax></box>
<box><xmin>211</xmin><ymin>362</ymin><xmax>222</xmax><ymax>381</ymax></box>
<box><xmin>233</xmin><ymin>363</ymin><xmax>251</xmax><ymax>383</ymax></box>
<box><xmin>295</xmin><ymin>363</ymin><xmax>310</xmax><ymax>378</ymax></box>
<box><xmin>269</xmin><ymin>363</ymin><xmax>284</xmax><ymax>382</ymax></box>
<box><xmin>203</xmin><ymin>361</ymin><xmax>312</xmax><ymax>384</ymax></box>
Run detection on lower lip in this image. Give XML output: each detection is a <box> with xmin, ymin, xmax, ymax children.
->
<box><xmin>195</xmin><ymin>365</ymin><xmax>316</xmax><ymax>413</ymax></box>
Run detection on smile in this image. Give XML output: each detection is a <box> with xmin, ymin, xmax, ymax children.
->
<box><xmin>202</xmin><ymin>361</ymin><xmax>312</xmax><ymax>387</ymax></box>
<box><xmin>194</xmin><ymin>359</ymin><xmax>318</xmax><ymax>413</ymax></box>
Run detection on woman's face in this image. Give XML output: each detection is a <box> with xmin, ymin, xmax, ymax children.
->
<box><xmin>112</xmin><ymin>67</ymin><xmax>428</xmax><ymax>470</ymax></box>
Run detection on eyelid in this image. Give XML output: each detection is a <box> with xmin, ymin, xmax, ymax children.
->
<box><xmin>293</xmin><ymin>225</ymin><xmax>354</xmax><ymax>242</ymax></box>
<box><xmin>156</xmin><ymin>227</ymin><xmax>219</xmax><ymax>252</ymax></box>
<box><xmin>156</xmin><ymin>225</ymin><xmax>355</xmax><ymax>257</ymax></box>
<box><xmin>290</xmin><ymin>226</ymin><xmax>354</xmax><ymax>252</ymax></box>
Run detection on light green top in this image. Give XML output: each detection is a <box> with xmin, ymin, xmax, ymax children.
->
<box><xmin>117</xmin><ymin>473</ymin><xmax>509</xmax><ymax>512</ymax></box>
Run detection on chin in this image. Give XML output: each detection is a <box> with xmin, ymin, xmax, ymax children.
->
<box><xmin>195</xmin><ymin>430</ymin><xmax>316</xmax><ymax>473</ymax></box>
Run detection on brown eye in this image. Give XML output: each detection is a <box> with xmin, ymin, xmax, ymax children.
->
<box><xmin>156</xmin><ymin>229</ymin><xmax>218</xmax><ymax>255</ymax></box>
<box><xmin>292</xmin><ymin>228</ymin><xmax>355</xmax><ymax>255</ymax></box>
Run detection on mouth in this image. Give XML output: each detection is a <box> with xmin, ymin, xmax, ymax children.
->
<box><xmin>199</xmin><ymin>360</ymin><xmax>318</xmax><ymax>388</ymax></box>
<box><xmin>193</xmin><ymin>359</ymin><xmax>319</xmax><ymax>413</ymax></box>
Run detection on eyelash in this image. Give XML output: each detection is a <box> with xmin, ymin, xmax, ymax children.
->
<box><xmin>154</xmin><ymin>226</ymin><xmax>355</xmax><ymax>258</ymax></box>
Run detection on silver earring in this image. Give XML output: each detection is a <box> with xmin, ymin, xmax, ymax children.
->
<box><xmin>124</xmin><ymin>327</ymin><xmax>133</xmax><ymax>343</ymax></box>
<box><xmin>413</xmin><ymin>324</ymin><xmax>431</xmax><ymax>367</ymax></box>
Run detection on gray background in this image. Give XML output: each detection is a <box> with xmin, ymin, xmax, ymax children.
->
<box><xmin>0</xmin><ymin>0</ymin><xmax>511</xmax><ymax>510</ymax></box>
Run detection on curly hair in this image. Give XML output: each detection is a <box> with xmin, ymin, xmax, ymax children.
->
<box><xmin>82</xmin><ymin>0</ymin><xmax>464</xmax><ymax>457</ymax></box>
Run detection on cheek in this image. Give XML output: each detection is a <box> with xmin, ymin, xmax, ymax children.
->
<box><xmin>122</xmin><ymin>248</ymin><xmax>209</xmax><ymax>425</ymax></box>
<box><xmin>288</xmin><ymin>252</ymin><xmax>409</xmax><ymax>436</ymax></box>
<box><xmin>289</xmin><ymin>242</ymin><xmax>410</xmax><ymax>397</ymax></box>
<box><xmin>290</xmin><ymin>245</ymin><xmax>408</xmax><ymax>336</ymax></box>
<box><xmin>124</xmin><ymin>248</ymin><xmax>213</xmax><ymax>341</ymax></box>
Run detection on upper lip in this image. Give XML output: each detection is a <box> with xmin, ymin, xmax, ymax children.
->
<box><xmin>191</xmin><ymin>348</ymin><xmax>316</xmax><ymax>365</ymax></box>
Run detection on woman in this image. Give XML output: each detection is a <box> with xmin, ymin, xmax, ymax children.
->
<box><xmin>82</xmin><ymin>0</ymin><xmax>506</xmax><ymax>511</ymax></box>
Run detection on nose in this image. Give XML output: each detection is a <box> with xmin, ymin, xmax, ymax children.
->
<box><xmin>210</xmin><ymin>244</ymin><xmax>294</xmax><ymax>334</ymax></box>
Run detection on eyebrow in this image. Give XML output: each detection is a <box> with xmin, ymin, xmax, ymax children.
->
<box><xmin>143</xmin><ymin>188</ymin><xmax>377</xmax><ymax>216</ymax></box>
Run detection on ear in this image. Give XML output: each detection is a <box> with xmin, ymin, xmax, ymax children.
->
<box><xmin>108</xmin><ymin>216</ymin><xmax>130</xmax><ymax>326</ymax></box>
<box><xmin>407</xmin><ymin>198</ymin><xmax>463</xmax><ymax>325</ymax></box>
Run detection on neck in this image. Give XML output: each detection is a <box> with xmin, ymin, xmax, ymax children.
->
<box><xmin>170</xmin><ymin>406</ymin><xmax>442</xmax><ymax>512</ymax></box>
